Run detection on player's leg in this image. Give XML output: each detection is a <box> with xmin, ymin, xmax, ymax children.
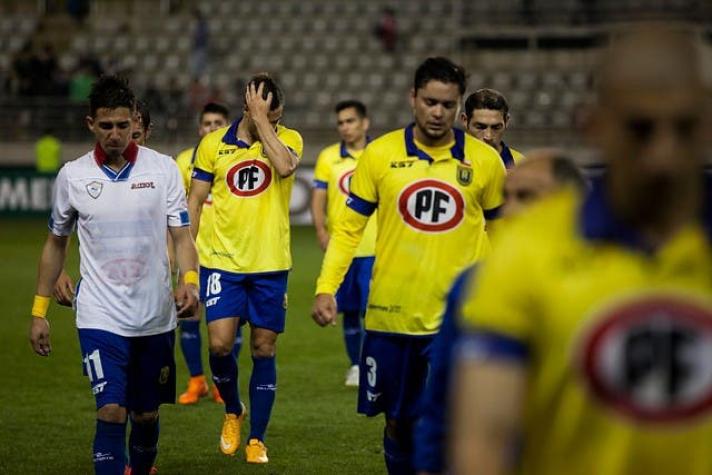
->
<box><xmin>78</xmin><ymin>329</ymin><xmax>130</xmax><ymax>475</ymax></box>
<box><xmin>126</xmin><ymin>330</ymin><xmax>176</xmax><ymax>474</ymax></box>
<box><xmin>336</xmin><ymin>261</ymin><xmax>362</xmax><ymax>385</ymax></box>
<box><xmin>178</xmin><ymin>318</ymin><xmax>209</xmax><ymax>405</ymax></box>
<box><xmin>244</xmin><ymin>271</ymin><xmax>289</xmax><ymax>464</ymax></box>
<box><xmin>213</xmin><ymin>324</ymin><xmax>244</xmax><ymax>403</ymax></box>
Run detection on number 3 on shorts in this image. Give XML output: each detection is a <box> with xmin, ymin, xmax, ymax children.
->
<box><xmin>365</xmin><ymin>356</ymin><xmax>377</xmax><ymax>388</ymax></box>
<box><xmin>206</xmin><ymin>272</ymin><xmax>222</xmax><ymax>297</ymax></box>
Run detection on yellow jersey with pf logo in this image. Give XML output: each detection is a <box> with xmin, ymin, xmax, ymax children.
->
<box><xmin>460</xmin><ymin>178</ymin><xmax>712</xmax><ymax>475</ymax></box>
<box><xmin>192</xmin><ymin>118</ymin><xmax>303</xmax><ymax>273</ymax></box>
<box><xmin>316</xmin><ymin>125</ymin><xmax>505</xmax><ymax>335</ymax></box>
<box><xmin>313</xmin><ymin>141</ymin><xmax>377</xmax><ymax>257</ymax></box>
<box><xmin>176</xmin><ymin>146</ymin><xmax>214</xmax><ymax>265</ymax></box>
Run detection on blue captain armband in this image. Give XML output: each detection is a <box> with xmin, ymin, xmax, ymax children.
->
<box><xmin>346</xmin><ymin>192</ymin><xmax>377</xmax><ymax>216</ymax></box>
<box><xmin>483</xmin><ymin>206</ymin><xmax>502</xmax><ymax>221</ymax></box>
<box><xmin>313</xmin><ymin>180</ymin><xmax>328</xmax><ymax>189</ymax></box>
<box><xmin>191</xmin><ymin>167</ymin><xmax>214</xmax><ymax>182</ymax></box>
<box><xmin>457</xmin><ymin>330</ymin><xmax>529</xmax><ymax>363</ymax></box>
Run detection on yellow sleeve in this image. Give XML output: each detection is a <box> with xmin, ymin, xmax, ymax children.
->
<box><xmin>511</xmin><ymin>148</ymin><xmax>526</xmax><ymax>165</ymax></box>
<box><xmin>348</xmin><ymin>144</ymin><xmax>380</xmax><ymax>203</ymax></box>
<box><xmin>313</xmin><ymin>148</ymin><xmax>332</xmax><ymax>185</ymax></box>
<box><xmin>175</xmin><ymin>148</ymin><xmax>194</xmax><ymax>194</ymax></box>
<box><xmin>193</xmin><ymin>132</ymin><xmax>218</xmax><ymax>179</ymax></box>
<box><xmin>480</xmin><ymin>149</ymin><xmax>506</xmax><ymax>213</ymax></box>
<box><xmin>280</xmin><ymin>128</ymin><xmax>304</xmax><ymax>160</ymax></box>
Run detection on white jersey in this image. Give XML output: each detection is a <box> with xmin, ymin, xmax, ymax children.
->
<box><xmin>49</xmin><ymin>143</ymin><xmax>189</xmax><ymax>337</ymax></box>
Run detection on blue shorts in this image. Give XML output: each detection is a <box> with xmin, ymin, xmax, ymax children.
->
<box><xmin>335</xmin><ymin>256</ymin><xmax>374</xmax><ymax>313</ymax></box>
<box><xmin>77</xmin><ymin>329</ymin><xmax>176</xmax><ymax>412</ymax></box>
<box><xmin>358</xmin><ymin>331</ymin><xmax>434</xmax><ymax>420</ymax></box>
<box><xmin>200</xmin><ymin>267</ymin><xmax>289</xmax><ymax>333</ymax></box>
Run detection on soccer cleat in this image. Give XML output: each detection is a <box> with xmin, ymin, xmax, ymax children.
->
<box><xmin>219</xmin><ymin>402</ymin><xmax>247</xmax><ymax>456</ymax></box>
<box><xmin>178</xmin><ymin>375</ymin><xmax>209</xmax><ymax>405</ymax></box>
<box><xmin>345</xmin><ymin>365</ymin><xmax>360</xmax><ymax>387</ymax></box>
<box><xmin>211</xmin><ymin>384</ymin><xmax>224</xmax><ymax>404</ymax></box>
<box><xmin>245</xmin><ymin>438</ymin><xmax>269</xmax><ymax>464</ymax></box>
<box><xmin>124</xmin><ymin>466</ymin><xmax>158</xmax><ymax>474</ymax></box>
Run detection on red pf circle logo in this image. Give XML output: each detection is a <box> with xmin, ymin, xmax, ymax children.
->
<box><xmin>397</xmin><ymin>179</ymin><xmax>464</xmax><ymax>232</ymax></box>
<box><xmin>226</xmin><ymin>161</ymin><xmax>272</xmax><ymax>197</ymax></box>
<box><xmin>579</xmin><ymin>295</ymin><xmax>712</xmax><ymax>423</ymax></box>
<box><xmin>338</xmin><ymin>170</ymin><xmax>354</xmax><ymax>196</ymax></box>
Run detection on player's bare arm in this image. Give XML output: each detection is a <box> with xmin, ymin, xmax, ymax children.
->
<box><xmin>30</xmin><ymin>233</ymin><xmax>69</xmax><ymax>356</ymax></box>
<box><xmin>169</xmin><ymin>225</ymin><xmax>200</xmax><ymax>319</ymax></box>
<box><xmin>310</xmin><ymin>188</ymin><xmax>330</xmax><ymax>251</ymax></box>
<box><xmin>53</xmin><ymin>236</ymin><xmax>74</xmax><ymax>307</ymax></box>
<box><xmin>246</xmin><ymin>82</ymin><xmax>298</xmax><ymax>178</ymax></box>
<box><xmin>451</xmin><ymin>358</ymin><xmax>526</xmax><ymax>475</ymax></box>
<box><xmin>188</xmin><ymin>178</ymin><xmax>210</xmax><ymax>241</ymax></box>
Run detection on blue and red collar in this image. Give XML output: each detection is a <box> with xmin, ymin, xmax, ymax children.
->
<box><xmin>93</xmin><ymin>141</ymin><xmax>138</xmax><ymax>167</ymax></box>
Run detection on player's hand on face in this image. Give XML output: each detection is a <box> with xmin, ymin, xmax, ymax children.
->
<box><xmin>312</xmin><ymin>293</ymin><xmax>337</xmax><ymax>327</ymax></box>
<box><xmin>53</xmin><ymin>270</ymin><xmax>75</xmax><ymax>307</ymax></box>
<box><xmin>29</xmin><ymin>317</ymin><xmax>51</xmax><ymax>356</ymax></box>
<box><xmin>175</xmin><ymin>284</ymin><xmax>200</xmax><ymax>320</ymax></box>
<box><xmin>245</xmin><ymin>82</ymin><xmax>272</xmax><ymax>123</ymax></box>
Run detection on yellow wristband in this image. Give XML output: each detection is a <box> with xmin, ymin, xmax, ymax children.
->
<box><xmin>32</xmin><ymin>295</ymin><xmax>51</xmax><ymax>319</ymax></box>
<box><xmin>183</xmin><ymin>270</ymin><xmax>199</xmax><ymax>288</ymax></box>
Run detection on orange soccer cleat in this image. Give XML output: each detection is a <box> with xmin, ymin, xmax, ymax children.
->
<box><xmin>178</xmin><ymin>375</ymin><xmax>209</xmax><ymax>405</ymax></box>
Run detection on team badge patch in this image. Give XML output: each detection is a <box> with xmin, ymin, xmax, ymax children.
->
<box><xmin>86</xmin><ymin>181</ymin><xmax>103</xmax><ymax>199</ymax></box>
<box><xmin>578</xmin><ymin>294</ymin><xmax>712</xmax><ymax>423</ymax></box>
<box><xmin>159</xmin><ymin>366</ymin><xmax>170</xmax><ymax>384</ymax></box>
<box><xmin>338</xmin><ymin>170</ymin><xmax>354</xmax><ymax>196</ymax></box>
<box><xmin>397</xmin><ymin>179</ymin><xmax>465</xmax><ymax>232</ymax></box>
<box><xmin>226</xmin><ymin>160</ymin><xmax>272</xmax><ymax>197</ymax></box>
<box><xmin>456</xmin><ymin>165</ymin><xmax>472</xmax><ymax>186</ymax></box>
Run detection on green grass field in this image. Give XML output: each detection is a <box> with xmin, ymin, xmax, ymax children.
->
<box><xmin>0</xmin><ymin>220</ymin><xmax>385</xmax><ymax>474</ymax></box>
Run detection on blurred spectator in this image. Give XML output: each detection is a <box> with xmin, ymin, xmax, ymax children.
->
<box><xmin>35</xmin><ymin>44</ymin><xmax>61</xmax><ymax>95</ymax></box>
<box><xmin>68</xmin><ymin>66</ymin><xmax>94</xmax><ymax>103</ymax></box>
<box><xmin>67</xmin><ymin>0</ymin><xmax>90</xmax><ymax>26</ymax></box>
<box><xmin>188</xmin><ymin>76</ymin><xmax>210</xmax><ymax>113</ymax></box>
<box><xmin>166</xmin><ymin>77</ymin><xmax>186</xmax><ymax>115</ymax></box>
<box><xmin>35</xmin><ymin>129</ymin><xmax>62</xmax><ymax>174</ymax></box>
<box><xmin>190</xmin><ymin>8</ymin><xmax>209</xmax><ymax>78</ymax></box>
<box><xmin>143</xmin><ymin>81</ymin><xmax>167</xmax><ymax>116</ymax></box>
<box><xmin>11</xmin><ymin>42</ymin><xmax>35</xmax><ymax>96</ymax></box>
<box><xmin>374</xmin><ymin>7</ymin><xmax>397</xmax><ymax>52</ymax></box>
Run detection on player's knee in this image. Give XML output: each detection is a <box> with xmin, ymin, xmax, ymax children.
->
<box><xmin>97</xmin><ymin>404</ymin><xmax>127</xmax><ymax>423</ymax></box>
<box><xmin>209</xmin><ymin>339</ymin><xmax>234</xmax><ymax>356</ymax></box>
<box><xmin>130</xmin><ymin>410</ymin><xmax>159</xmax><ymax>424</ymax></box>
<box><xmin>251</xmin><ymin>339</ymin><xmax>276</xmax><ymax>358</ymax></box>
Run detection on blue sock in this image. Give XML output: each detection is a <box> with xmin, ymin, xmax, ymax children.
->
<box><xmin>232</xmin><ymin>326</ymin><xmax>243</xmax><ymax>360</ymax></box>
<box><xmin>179</xmin><ymin>320</ymin><xmax>203</xmax><ymax>377</ymax></box>
<box><xmin>209</xmin><ymin>352</ymin><xmax>242</xmax><ymax>415</ymax></box>
<box><xmin>248</xmin><ymin>356</ymin><xmax>276</xmax><ymax>441</ymax></box>
<box><xmin>128</xmin><ymin>417</ymin><xmax>160</xmax><ymax>474</ymax></box>
<box><xmin>342</xmin><ymin>311</ymin><xmax>363</xmax><ymax>366</ymax></box>
<box><xmin>383</xmin><ymin>428</ymin><xmax>414</xmax><ymax>475</ymax></box>
<box><xmin>93</xmin><ymin>419</ymin><xmax>126</xmax><ymax>475</ymax></box>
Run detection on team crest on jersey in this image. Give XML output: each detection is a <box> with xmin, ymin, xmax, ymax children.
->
<box><xmin>338</xmin><ymin>170</ymin><xmax>354</xmax><ymax>196</ymax></box>
<box><xmin>86</xmin><ymin>181</ymin><xmax>103</xmax><ymax>199</ymax></box>
<box><xmin>456</xmin><ymin>165</ymin><xmax>473</xmax><ymax>186</ymax></box>
<box><xmin>578</xmin><ymin>294</ymin><xmax>712</xmax><ymax>423</ymax></box>
<box><xmin>397</xmin><ymin>179</ymin><xmax>465</xmax><ymax>232</ymax></box>
<box><xmin>226</xmin><ymin>160</ymin><xmax>272</xmax><ymax>197</ymax></box>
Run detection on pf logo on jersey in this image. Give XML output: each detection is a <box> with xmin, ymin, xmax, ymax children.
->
<box><xmin>226</xmin><ymin>160</ymin><xmax>272</xmax><ymax>197</ymax></box>
<box><xmin>338</xmin><ymin>170</ymin><xmax>354</xmax><ymax>196</ymax></box>
<box><xmin>578</xmin><ymin>295</ymin><xmax>712</xmax><ymax>423</ymax></box>
<box><xmin>397</xmin><ymin>179</ymin><xmax>464</xmax><ymax>232</ymax></box>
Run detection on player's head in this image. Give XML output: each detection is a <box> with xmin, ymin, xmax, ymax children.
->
<box><xmin>502</xmin><ymin>150</ymin><xmax>587</xmax><ymax>218</ymax></box>
<box><xmin>410</xmin><ymin>57</ymin><xmax>467</xmax><ymax>141</ymax></box>
<box><xmin>199</xmin><ymin>102</ymin><xmax>230</xmax><ymax>138</ymax></box>
<box><xmin>587</xmin><ymin>25</ymin><xmax>707</xmax><ymax>227</ymax></box>
<box><xmin>335</xmin><ymin>100</ymin><xmax>369</xmax><ymax>147</ymax></box>
<box><xmin>244</xmin><ymin>73</ymin><xmax>284</xmax><ymax>136</ymax></box>
<box><xmin>131</xmin><ymin>99</ymin><xmax>151</xmax><ymax>145</ymax></box>
<box><xmin>86</xmin><ymin>75</ymin><xmax>136</xmax><ymax>158</ymax></box>
<box><xmin>462</xmin><ymin>88</ymin><xmax>510</xmax><ymax>152</ymax></box>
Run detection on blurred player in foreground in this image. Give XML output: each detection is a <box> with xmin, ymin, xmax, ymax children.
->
<box><xmin>189</xmin><ymin>74</ymin><xmax>302</xmax><ymax>464</ymax></box>
<box><xmin>175</xmin><ymin>102</ymin><xmax>243</xmax><ymax>405</ymax></box>
<box><xmin>414</xmin><ymin>151</ymin><xmax>587</xmax><ymax>475</ymax></box>
<box><xmin>452</xmin><ymin>26</ymin><xmax>712</xmax><ymax>475</ymax></box>
<box><xmin>311</xmin><ymin>99</ymin><xmax>375</xmax><ymax>387</ymax></box>
<box><xmin>462</xmin><ymin>88</ymin><xmax>525</xmax><ymax>169</ymax></box>
<box><xmin>29</xmin><ymin>76</ymin><xmax>199</xmax><ymax>475</ymax></box>
<box><xmin>312</xmin><ymin>57</ymin><xmax>505</xmax><ymax>474</ymax></box>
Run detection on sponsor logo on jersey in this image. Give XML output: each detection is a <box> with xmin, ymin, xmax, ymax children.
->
<box><xmin>390</xmin><ymin>160</ymin><xmax>416</xmax><ymax>168</ymax></box>
<box><xmin>86</xmin><ymin>181</ymin><xmax>103</xmax><ymax>199</ymax></box>
<box><xmin>131</xmin><ymin>181</ymin><xmax>155</xmax><ymax>190</ymax></box>
<box><xmin>578</xmin><ymin>295</ymin><xmax>712</xmax><ymax>423</ymax></box>
<box><xmin>397</xmin><ymin>179</ymin><xmax>465</xmax><ymax>232</ymax></box>
<box><xmin>101</xmin><ymin>258</ymin><xmax>148</xmax><ymax>285</ymax></box>
<box><xmin>226</xmin><ymin>160</ymin><xmax>272</xmax><ymax>197</ymax></box>
<box><xmin>338</xmin><ymin>170</ymin><xmax>354</xmax><ymax>196</ymax></box>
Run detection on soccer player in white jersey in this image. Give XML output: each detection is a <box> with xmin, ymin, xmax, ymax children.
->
<box><xmin>29</xmin><ymin>76</ymin><xmax>199</xmax><ymax>475</ymax></box>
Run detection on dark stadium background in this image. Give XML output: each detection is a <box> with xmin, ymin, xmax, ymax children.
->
<box><xmin>0</xmin><ymin>1</ymin><xmax>710</xmax><ymax>473</ymax></box>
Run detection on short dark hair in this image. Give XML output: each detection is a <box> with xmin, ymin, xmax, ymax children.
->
<box><xmin>88</xmin><ymin>75</ymin><xmax>135</xmax><ymax>117</ymax></box>
<box><xmin>551</xmin><ymin>155</ymin><xmax>588</xmax><ymax>192</ymax></box>
<box><xmin>335</xmin><ymin>100</ymin><xmax>367</xmax><ymax>118</ymax></box>
<box><xmin>464</xmin><ymin>88</ymin><xmax>510</xmax><ymax>122</ymax></box>
<box><xmin>135</xmin><ymin>99</ymin><xmax>151</xmax><ymax>131</ymax></box>
<box><xmin>247</xmin><ymin>73</ymin><xmax>284</xmax><ymax>111</ymax></box>
<box><xmin>200</xmin><ymin>102</ymin><xmax>230</xmax><ymax>122</ymax></box>
<box><xmin>414</xmin><ymin>57</ymin><xmax>466</xmax><ymax>95</ymax></box>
